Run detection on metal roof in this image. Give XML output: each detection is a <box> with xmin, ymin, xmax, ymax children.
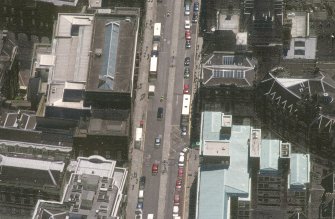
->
<box><xmin>289</xmin><ymin>153</ymin><xmax>310</xmax><ymax>189</ymax></box>
<box><xmin>198</xmin><ymin>112</ymin><xmax>251</xmax><ymax>219</ymax></box>
<box><xmin>260</xmin><ymin>139</ymin><xmax>280</xmax><ymax>172</ymax></box>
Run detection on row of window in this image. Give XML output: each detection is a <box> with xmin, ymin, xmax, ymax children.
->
<box><xmin>213</xmin><ymin>69</ymin><xmax>245</xmax><ymax>79</ymax></box>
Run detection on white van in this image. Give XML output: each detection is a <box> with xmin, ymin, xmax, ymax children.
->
<box><xmin>147</xmin><ymin>214</ymin><xmax>154</xmax><ymax>219</ymax></box>
<box><xmin>178</xmin><ymin>154</ymin><xmax>185</xmax><ymax>167</ymax></box>
<box><xmin>138</xmin><ymin>190</ymin><xmax>144</xmax><ymax>202</ymax></box>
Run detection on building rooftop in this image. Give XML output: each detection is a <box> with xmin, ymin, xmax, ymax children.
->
<box><xmin>32</xmin><ymin>156</ymin><xmax>127</xmax><ymax>219</ymax></box>
<box><xmin>250</xmin><ymin>129</ymin><xmax>261</xmax><ymax>157</ymax></box>
<box><xmin>198</xmin><ymin>112</ymin><xmax>251</xmax><ymax>219</ymax></box>
<box><xmin>0</xmin><ymin>154</ymin><xmax>65</xmax><ymax>187</ymax></box>
<box><xmin>289</xmin><ymin>153</ymin><xmax>310</xmax><ymax>189</ymax></box>
<box><xmin>35</xmin><ymin>0</ymin><xmax>79</xmax><ymax>6</ymax></box>
<box><xmin>86</xmin><ymin>14</ymin><xmax>138</xmax><ymax>93</ymax></box>
<box><xmin>287</xmin><ymin>12</ymin><xmax>309</xmax><ymax>38</ymax></box>
<box><xmin>260</xmin><ymin>138</ymin><xmax>280</xmax><ymax>173</ymax></box>
<box><xmin>202</xmin><ymin>52</ymin><xmax>256</xmax><ymax>87</ymax></box>
<box><xmin>218</xmin><ymin>14</ymin><xmax>240</xmax><ymax>33</ymax></box>
<box><xmin>203</xmin><ymin>141</ymin><xmax>230</xmax><ymax>157</ymax></box>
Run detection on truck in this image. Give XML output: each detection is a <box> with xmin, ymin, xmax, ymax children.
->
<box><xmin>135</xmin><ymin>128</ymin><xmax>143</xmax><ymax>149</ymax></box>
<box><xmin>153</xmin><ymin>23</ymin><xmax>161</xmax><ymax>41</ymax></box>
<box><xmin>149</xmin><ymin>56</ymin><xmax>158</xmax><ymax>77</ymax></box>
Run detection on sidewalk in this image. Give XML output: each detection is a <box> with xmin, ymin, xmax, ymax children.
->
<box><xmin>125</xmin><ymin>1</ymin><xmax>157</xmax><ymax>218</ymax></box>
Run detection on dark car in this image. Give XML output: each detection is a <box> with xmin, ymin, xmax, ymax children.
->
<box><xmin>139</xmin><ymin>176</ymin><xmax>146</xmax><ymax>189</ymax></box>
<box><xmin>194</xmin><ymin>2</ymin><xmax>199</xmax><ymax>11</ymax></box>
<box><xmin>192</xmin><ymin>13</ymin><xmax>198</xmax><ymax>23</ymax></box>
<box><xmin>184</xmin><ymin>57</ymin><xmax>190</xmax><ymax>66</ymax></box>
<box><xmin>157</xmin><ymin>107</ymin><xmax>163</xmax><ymax>120</ymax></box>
<box><xmin>137</xmin><ymin>202</ymin><xmax>143</xmax><ymax>210</ymax></box>
<box><xmin>184</xmin><ymin>67</ymin><xmax>190</xmax><ymax>78</ymax></box>
<box><xmin>185</xmin><ymin>40</ymin><xmax>191</xmax><ymax>49</ymax></box>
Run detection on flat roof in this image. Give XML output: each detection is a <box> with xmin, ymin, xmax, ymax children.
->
<box><xmin>250</xmin><ymin>129</ymin><xmax>261</xmax><ymax>157</ymax></box>
<box><xmin>86</xmin><ymin>14</ymin><xmax>138</xmax><ymax>93</ymax></box>
<box><xmin>260</xmin><ymin>139</ymin><xmax>280</xmax><ymax>172</ymax></box>
<box><xmin>218</xmin><ymin>14</ymin><xmax>240</xmax><ymax>34</ymax></box>
<box><xmin>198</xmin><ymin>112</ymin><xmax>251</xmax><ymax>219</ymax></box>
<box><xmin>52</xmin><ymin>14</ymin><xmax>94</xmax><ymax>82</ymax></box>
<box><xmin>289</xmin><ymin>153</ymin><xmax>310</xmax><ymax>189</ymax></box>
<box><xmin>75</xmin><ymin>155</ymin><xmax>116</xmax><ymax>178</ymax></box>
<box><xmin>288</xmin><ymin>12</ymin><xmax>307</xmax><ymax>38</ymax></box>
<box><xmin>203</xmin><ymin>140</ymin><xmax>230</xmax><ymax>157</ymax></box>
<box><xmin>0</xmin><ymin>139</ymin><xmax>72</xmax><ymax>152</ymax></box>
<box><xmin>285</xmin><ymin>37</ymin><xmax>317</xmax><ymax>59</ymax></box>
<box><xmin>0</xmin><ymin>154</ymin><xmax>65</xmax><ymax>172</ymax></box>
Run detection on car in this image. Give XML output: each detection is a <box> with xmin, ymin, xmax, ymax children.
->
<box><xmin>183</xmin><ymin>84</ymin><xmax>190</xmax><ymax>94</ymax></box>
<box><xmin>135</xmin><ymin>214</ymin><xmax>142</xmax><ymax>219</ymax></box>
<box><xmin>184</xmin><ymin>3</ymin><xmax>190</xmax><ymax>15</ymax></box>
<box><xmin>139</xmin><ymin>176</ymin><xmax>146</xmax><ymax>189</ymax></box>
<box><xmin>173</xmin><ymin>205</ymin><xmax>179</xmax><ymax>217</ymax></box>
<box><xmin>182</xmin><ymin>147</ymin><xmax>189</xmax><ymax>153</ymax></box>
<box><xmin>174</xmin><ymin>194</ymin><xmax>180</xmax><ymax>206</ymax></box>
<box><xmin>194</xmin><ymin>2</ymin><xmax>199</xmax><ymax>11</ymax></box>
<box><xmin>176</xmin><ymin>179</ymin><xmax>182</xmax><ymax>191</ymax></box>
<box><xmin>152</xmin><ymin>163</ymin><xmax>159</xmax><ymax>175</ymax></box>
<box><xmin>136</xmin><ymin>202</ymin><xmax>143</xmax><ymax>210</ymax></box>
<box><xmin>154</xmin><ymin>136</ymin><xmax>161</xmax><ymax>148</ymax></box>
<box><xmin>185</xmin><ymin>40</ymin><xmax>191</xmax><ymax>48</ymax></box>
<box><xmin>178</xmin><ymin>167</ymin><xmax>184</xmax><ymax>178</ymax></box>
<box><xmin>157</xmin><ymin>107</ymin><xmax>163</xmax><ymax>120</ymax></box>
<box><xmin>185</xmin><ymin>20</ymin><xmax>191</xmax><ymax>29</ymax></box>
<box><xmin>192</xmin><ymin>13</ymin><xmax>198</xmax><ymax>23</ymax></box>
<box><xmin>185</xmin><ymin>30</ymin><xmax>191</xmax><ymax>40</ymax></box>
<box><xmin>184</xmin><ymin>57</ymin><xmax>190</xmax><ymax>66</ymax></box>
<box><xmin>138</xmin><ymin>189</ymin><xmax>144</xmax><ymax>203</ymax></box>
<box><xmin>184</xmin><ymin>67</ymin><xmax>190</xmax><ymax>78</ymax></box>
<box><xmin>178</xmin><ymin>154</ymin><xmax>185</xmax><ymax>167</ymax></box>
<box><xmin>181</xmin><ymin>126</ymin><xmax>187</xmax><ymax>136</ymax></box>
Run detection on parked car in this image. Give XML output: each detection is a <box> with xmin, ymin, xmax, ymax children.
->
<box><xmin>157</xmin><ymin>107</ymin><xmax>163</xmax><ymax>120</ymax></box>
<box><xmin>182</xmin><ymin>147</ymin><xmax>189</xmax><ymax>153</ymax></box>
<box><xmin>136</xmin><ymin>202</ymin><xmax>143</xmax><ymax>210</ymax></box>
<box><xmin>178</xmin><ymin>154</ymin><xmax>185</xmax><ymax>167</ymax></box>
<box><xmin>185</xmin><ymin>20</ymin><xmax>191</xmax><ymax>29</ymax></box>
<box><xmin>185</xmin><ymin>30</ymin><xmax>191</xmax><ymax>40</ymax></box>
<box><xmin>139</xmin><ymin>176</ymin><xmax>146</xmax><ymax>189</ymax></box>
<box><xmin>183</xmin><ymin>84</ymin><xmax>190</xmax><ymax>94</ymax></box>
<box><xmin>184</xmin><ymin>57</ymin><xmax>190</xmax><ymax>66</ymax></box>
<box><xmin>173</xmin><ymin>205</ymin><xmax>179</xmax><ymax>217</ymax></box>
<box><xmin>154</xmin><ymin>136</ymin><xmax>161</xmax><ymax>148</ymax></box>
<box><xmin>174</xmin><ymin>194</ymin><xmax>180</xmax><ymax>206</ymax></box>
<box><xmin>184</xmin><ymin>2</ymin><xmax>190</xmax><ymax>15</ymax></box>
<box><xmin>184</xmin><ymin>67</ymin><xmax>190</xmax><ymax>78</ymax></box>
<box><xmin>176</xmin><ymin>179</ymin><xmax>182</xmax><ymax>191</ymax></box>
<box><xmin>152</xmin><ymin>163</ymin><xmax>159</xmax><ymax>175</ymax></box>
<box><xmin>185</xmin><ymin>40</ymin><xmax>191</xmax><ymax>48</ymax></box>
<box><xmin>178</xmin><ymin>167</ymin><xmax>184</xmax><ymax>178</ymax></box>
<box><xmin>194</xmin><ymin>2</ymin><xmax>199</xmax><ymax>11</ymax></box>
<box><xmin>181</xmin><ymin>126</ymin><xmax>187</xmax><ymax>136</ymax></box>
<box><xmin>192</xmin><ymin>13</ymin><xmax>198</xmax><ymax>23</ymax></box>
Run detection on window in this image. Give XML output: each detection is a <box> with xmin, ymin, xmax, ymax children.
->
<box><xmin>223</xmin><ymin>56</ymin><xmax>234</xmax><ymax>65</ymax></box>
<box><xmin>294</xmin><ymin>41</ymin><xmax>305</xmax><ymax>47</ymax></box>
<box><xmin>294</xmin><ymin>49</ymin><xmax>305</xmax><ymax>55</ymax></box>
<box><xmin>212</xmin><ymin>69</ymin><xmax>245</xmax><ymax>79</ymax></box>
<box><xmin>106</xmin><ymin>151</ymin><xmax>111</xmax><ymax>159</ymax></box>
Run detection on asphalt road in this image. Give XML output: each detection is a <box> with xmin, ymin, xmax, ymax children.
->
<box><xmin>140</xmin><ymin>0</ymin><xmax>198</xmax><ymax>218</ymax></box>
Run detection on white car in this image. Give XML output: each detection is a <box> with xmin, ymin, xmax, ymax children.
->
<box><xmin>173</xmin><ymin>205</ymin><xmax>179</xmax><ymax>217</ymax></box>
<box><xmin>178</xmin><ymin>154</ymin><xmax>185</xmax><ymax>167</ymax></box>
<box><xmin>185</xmin><ymin>20</ymin><xmax>191</xmax><ymax>29</ymax></box>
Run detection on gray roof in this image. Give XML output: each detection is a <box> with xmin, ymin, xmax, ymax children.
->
<box><xmin>202</xmin><ymin>52</ymin><xmax>256</xmax><ymax>87</ymax></box>
<box><xmin>86</xmin><ymin>14</ymin><xmax>138</xmax><ymax>93</ymax></box>
<box><xmin>33</xmin><ymin>156</ymin><xmax>128</xmax><ymax>219</ymax></box>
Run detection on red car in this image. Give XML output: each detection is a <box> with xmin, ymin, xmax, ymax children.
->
<box><xmin>178</xmin><ymin>167</ymin><xmax>184</xmax><ymax>178</ymax></box>
<box><xmin>152</xmin><ymin>163</ymin><xmax>159</xmax><ymax>175</ymax></box>
<box><xmin>183</xmin><ymin>84</ymin><xmax>190</xmax><ymax>94</ymax></box>
<box><xmin>185</xmin><ymin>30</ymin><xmax>191</xmax><ymax>40</ymax></box>
<box><xmin>175</xmin><ymin>179</ymin><xmax>182</xmax><ymax>191</ymax></box>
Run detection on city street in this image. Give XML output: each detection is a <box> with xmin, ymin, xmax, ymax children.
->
<box><xmin>126</xmin><ymin>0</ymin><xmax>200</xmax><ymax>218</ymax></box>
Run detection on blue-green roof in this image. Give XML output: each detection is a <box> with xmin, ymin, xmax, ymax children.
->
<box><xmin>289</xmin><ymin>153</ymin><xmax>310</xmax><ymax>189</ymax></box>
<box><xmin>260</xmin><ymin>139</ymin><xmax>280</xmax><ymax>172</ymax></box>
<box><xmin>198</xmin><ymin>112</ymin><xmax>250</xmax><ymax>219</ymax></box>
